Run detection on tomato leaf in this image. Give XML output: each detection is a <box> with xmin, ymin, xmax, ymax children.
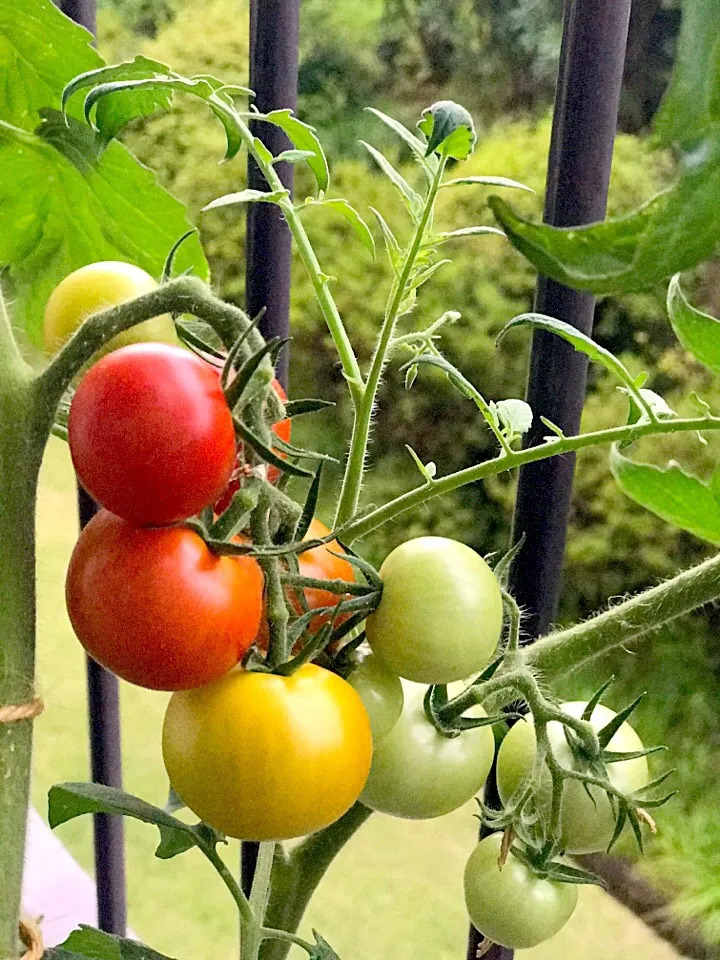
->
<box><xmin>45</xmin><ymin>925</ymin><xmax>177</xmax><ymax>960</ymax></box>
<box><xmin>653</xmin><ymin>0</ymin><xmax>720</xmax><ymax>149</ymax></box>
<box><xmin>370</xmin><ymin>207</ymin><xmax>402</xmax><ymax>273</ymax></box>
<box><xmin>48</xmin><ymin>783</ymin><xmax>224</xmax><ymax>860</ymax></box>
<box><xmin>301</xmin><ymin>198</ymin><xmax>375</xmax><ymax>259</ymax></box>
<box><xmin>495</xmin><ymin>398</ymin><xmax>533</xmax><ymax>439</ymax></box>
<box><xmin>437</xmin><ymin>226</ymin><xmax>505</xmax><ymax>242</ymax></box>
<box><xmin>610</xmin><ymin>445</ymin><xmax>720</xmax><ymax>544</ymax></box>
<box><xmin>309</xmin><ymin>931</ymin><xmax>341</xmax><ymax>960</ymax></box>
<box><xmin>440</xmin><ymin>175</ymin><xmax>533</xmax><ymax>193</ymax></box>
<box><xmin>204</xmin><ymin>188</ymin><xmax>289</xmax><ymax>212</ymax></box>
<box><xmin>667</xmin><ymin>273</ymin><xmax>720</xmax><ymax>375</ymax></box>
<box><xmin>360</xmin><ymin>141</ymin><xmax>423</xmax><ymax>221</ymax></box>
<box><xmin>417</xmin><ymin>100</ymin><xmax>476</xmax><ymax>160</ymax></box>
<box><xmin>366</xmin><ymin>107</ymin><xmax>430</xmax><ymax>165</ymax></box>
<box><xmin>0</xmin><ymin>114</ymin><xmax>208</xmax><ymax>344</ymax></box>
<box><xmin>0</xmin><ymin>0</ymin><xmax>102</xmax><ymax>131</ymax></box>
<box><xmin>262</xmin><ymin>109</ymin><xmax>329</xmax><ymax>194</ymax></box>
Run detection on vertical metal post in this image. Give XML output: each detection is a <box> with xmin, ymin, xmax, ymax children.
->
<box><xmin>467</xmin><ymin>1</ymin><xmax>631</xmax><ymax>958</ymax></box>
<box><xmin>242</xmin><ymin>0</ymin><xmax>300</xmax><ymax>896</ymax></box>
<box><xmin>61</xmin><ymin>0</ymin><xmax>127</xmax><ymax>937</ymax></box>
<box><xmin>246</xmin><ymin>0</ymin><xmax>300</xmax><ymax>390</ymax></box>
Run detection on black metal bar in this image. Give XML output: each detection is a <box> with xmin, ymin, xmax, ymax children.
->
<box><xmin>467</xmin><ymin>1</ymin><xmax>631</xmax><ymax>958</ymax></box>
<box><xmin>242</xmin><ymin>0</ymin><xmax>300</xmax><ymax>897</ymax></box>
<box><xmin>62</xmin><ymin>0</ymin><xmax>128</xmax><ymax>935</ymax></box>
<box><xmin>246</xmin><ymin>0</ymin><xmax>300</xmax><ymax>390</ymax></box>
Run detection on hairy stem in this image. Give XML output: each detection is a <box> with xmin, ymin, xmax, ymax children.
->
<box><xmin>527</xmin><ymin>550</ymin><xmax>720</xmax><ymax>678</ymax></box>
<box><xmin>259</xmin><ymin>803</ymin><xmax>372</xmax><ymax>960</ymax></box>
<box><xmin>339</xmin><ymin>416</ymin><xmax>720</xmax><ymax>543</ymax></box>
<box><xmin>334</xmin><ymin>157</ymin><xmax>446</xmax><ymax>528</ymax></box>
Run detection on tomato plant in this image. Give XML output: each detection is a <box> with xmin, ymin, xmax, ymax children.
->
<box><xmin>365</xmin><ymin>537</ymin><xmax>503</xmax><ymax>684</ymax></box>
<box><xmin>360</xmin><ymin>680</ymin><xmax>494</xmax><ymax>818</ymax></box>
<box><xmin>43</xmin><ymin>261</ymin><xmax>177</xmax><ymax>355</ymax></box>
<box><xmin>162</xmin><ymin>664</ymin><xmax>372</xmax><ymax>840</ymax></box>
<box><xmin>496</xmin><ymin>700</ymin><xmax>650</xmax><ymax>854</ymax></box>
<box><xmin>66</xmin><ymin>510</ymin><xmax>263</xmax><ymax>690</ymax></box>
<box><xmin>464</xmin><ymin>833</ymin><xmax>578</xmax><ymax>949</ymax></box>
<box><xmin>69</xmin><ymin>343</ymin><xmax>237</xmax><ymax>526</ymax></box>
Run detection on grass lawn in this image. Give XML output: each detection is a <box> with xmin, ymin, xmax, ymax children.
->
<box><xmin>32</xmin><ymin>438</ymin><xmax>679</xmax><ymax>960</ymax></box>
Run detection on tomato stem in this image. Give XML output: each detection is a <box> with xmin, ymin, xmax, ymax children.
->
<box><xmin>338</xmin><ymin>414</ymin><xmax>720</xmax><ymax>543</ymax></box>
<box><xmin>334</xmin><ymin>155</ymin><xmax>448</xmax><ymax>529</ymax></box>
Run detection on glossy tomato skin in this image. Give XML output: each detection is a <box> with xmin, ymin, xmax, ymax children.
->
<box><xmin>496</xmin><ymin>701</ymin><xmax>649</xmax><ymax>854</ymax></box>
<box><xmin>162</xmin><ymin>663</ymin><xmax>372</xmax><ymax>840</ymax></box>
<box><xmin>69</xmin><ymin>344</ymin><xmax>236</xmax><ymax>526</ymax></box>
<box><xmin>366</xmin><ymin>537</ymin><xmax>503</xmax><ymax>684</ymax></box>
<box><xmin>464</xmin><ymin>833</ymin><xmax>578</xmax><ymax>949</ymax></box>
<box><xmin>66</xmin><ymin>510</ymin><xmax>263</xmax><ymax>691</ymax></box>
<box><xmin>360</xmin><ymin>680</ymin><xmax>494</xmax><ymax>818</ymax></box>
<box><xmin>43</xmin><ymin>261</ymin><xmax>177</xmax><ymax>354</ymax></box>
<box><xmin>214</xmin><ymin>378</ymin><xmax>291</xmax><ymax>510</ymax></box>
<box><xmin>347</xmin><ymin>648</ymin><xmax>403</xmax><ymax>740</ymax></box>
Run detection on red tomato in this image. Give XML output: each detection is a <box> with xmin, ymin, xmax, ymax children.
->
<box><xmin>69</xmin><ymin>344</ymin><xmax>236</xmax><ymax>526</ymax></box>
<box><xmin>66</xmin><ymin>510</ymin><xmax>263</xmax><ymax>691</ymax></box>
<box><xmin>215</xmin><ymin>377</ymin><xmax>291</xmax><ymax>512</ymax></box>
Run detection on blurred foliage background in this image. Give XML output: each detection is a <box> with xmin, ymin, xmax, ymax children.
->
<box><xmin>89</xmin><ymin>0</ymin><xmax>720</xmax><ymax>945</ymax></box>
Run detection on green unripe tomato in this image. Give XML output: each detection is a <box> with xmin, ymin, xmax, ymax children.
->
<box><xmin>464</xmin><ymin>833</ymin><xmax>578</xmax><ymax>949</ymax></box>
<box><xmin>496</xmin><ymin>701</ymin><xmax>649</xmax><ymax>854</ymax></box>
<box><xmin>360</xmin><ymin>679</ymin><xmax>494</xmax><ymax>819</ymax></box>
<box><xmin>366</xmin><ymin>536</ymin><xmax>503</xmax><ymax>684</ymax></box>
<box><xmin>43</xmin><ymin>261</ymin><xmax>178</xmax><ymax>355</ymax></box>
<box><xmin>347</xmin><ymin>648</ymin><xmax>403</xmax><ymax>741</ymax></box>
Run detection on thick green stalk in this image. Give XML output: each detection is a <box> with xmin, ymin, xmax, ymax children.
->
<box><xmin>259</xmin><ymin>804</ymin><xmax>372</xmax><ymax>960</ymax></box>
<box><xmin>527</xmin><ymin>550</ymin><xmax>720</xmax><ymax>679</ymax></box>
<box><xmin>334</xmin><ymin>159</ymin><xmax>447</xmax><ymax>528</ymax></box>
<box><xmin>339</xmin><ymin>415</ymin><xmax>720</xmax><ymax>543</ymax></box>
<box><xmin>0</xmin><ymin>292</ymin><xmax>41</xmax><ymax>959</ymax></box>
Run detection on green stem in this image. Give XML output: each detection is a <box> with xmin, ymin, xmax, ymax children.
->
<box><xmin>249</xmin><ymin>842</ymin><xmax>275</xmax><ymax>919</ymax></box>
<box><xmin>0</xmin><ymin>304</ymin><xmax>42</xmax><ymax>957</ymax></box>
<box><xmin>259</xmin><ymin>803</ymin><xmax>372</xmax><ymax>960</ymax></box>
<box><xmin>339</xmin><ymin>415</ymin><xmax>720</xmax><ymax>543</ymax></box>
<box><xmin>527</xmin><ymin>550</ymin><xmax>720</xmax><ymax>679</ymax></box>
<box><xmin>201</xmin><ymin>844</ymin><xmax>255</xmax><ymax>930</ymax></box>
<box><xmin>226</xmin><ymin>110</ymin><xmax>363</xmax><ymax>406</ymax></box>
<box><xmin>259</xmin><ymin>929</ymin><xmax>316</xmax><ymax>954</ymax></box>
<box><xmin>251</xmin><ymin>492</ymin><xmax>289</xmax><ymax>668</ymax></box>
<box><xmin>334</xmin><ymin>157</ymin><xmax>447</xmax><ymax>528</ymax></box>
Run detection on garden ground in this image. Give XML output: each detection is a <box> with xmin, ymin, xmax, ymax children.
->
<box><xmin>33</xmin><ymin>438</ymin><xmax>680</xmax><ymax>960</ymax></box>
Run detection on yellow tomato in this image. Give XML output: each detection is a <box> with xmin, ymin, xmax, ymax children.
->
<box><xmin>43</xmin><ymin>261</ymin><xmax>177</xmax><ymax>354</ymax></box>
<box><xmin>162</xmin><ymin>664</ymin><xmax>373</xmax><ymax>841</ymax></box>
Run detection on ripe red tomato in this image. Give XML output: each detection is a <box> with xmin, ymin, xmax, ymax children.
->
<box><xmin>69</xmin><ymin>344</ymin><xmax>236</xmax><ymax>526</ymax></box>
<box><xmin>66</xmin><ymin>510</ymin><xmax>263</xmax><ymax>690</ymax></box>
<box><xmin>215</xmin><ymin>377</ymin><xmax>291</xmax><ymax>511</ymax></box>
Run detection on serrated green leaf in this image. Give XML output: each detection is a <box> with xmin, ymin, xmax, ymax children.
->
<box><xmin>48</xmin><ymin>783</ymin><xmax>209</xmax><ymax>860</ymax></box>
<box><xmin>417</xmin><ymin>100</ymin><xmax>476</xmax><ymax>160</ymax></box>
<box><xmin>667</xmin><ymin>273</ymin><xmax>720</xmax><ymax>375</ymax></box>
<box><xmin>498</xmin><ymin>313</ymin><xmax>638</xmax><ymax>393</ymax></box>
<box><xmin>273</xmin><ymin>148</ymin><xmax>315</xmax><ymax>165</ymax></box>
<box><xmin>0</xmin><ymin>0</ymin><xmax>102</xmax><ymax>131</ymax></box>
<box><xmin>490</xmin><ymin>126</ymin><xmax>720</xmax><ymax>296</ymax></box>
<box><xmin>263</xmin><ymin>109</ymin><xmax>328</xmax><ymax>193</ymax></box>
<box><xmin>496</xmin><ymin>399</ymin><xmax>533</xmax><ymax>437</ymax></box>
<box><xmin>610</xmin><ymin>446</ymin><xmax>720</xmax><ymax>544</ymax></box>
<box><xmin>302</xmin><ymin>199</ymin><xmax>375</xmax><ymax>258</ymax></box>
<box><xmin>46</xmin><ymin>925</ymin><xmax>178</xmax><ymax>960</ymax></box>
<box><xmin>0</xmin><ymin>117</ymin><xmax>208</xmax><ymax>345</ymax></box>
<box><xmin>361</xmin><ymin>141</ymin><xmax>423</xmax><ymax>220</ymax></box>
<box><xmin>61</xmin><ymin>56</ymin><xmax>170</xmax><ymax>114</ymax></box>
<box><xmin>203</xmin><ymin>188</ymin><xmax>289</xmax><ymax>212</ymax></box>
<box><xmin>654</xmin><ymin>0</ymin><xmax>720</xmax><ymax>148</ymax></box>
